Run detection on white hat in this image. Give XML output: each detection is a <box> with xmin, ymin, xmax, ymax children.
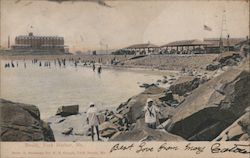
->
<box><xmin>146</xmin><ymin>98</ymin><xmax>153</xmax><ymax>103</ymax></box>
<box><xmin>89</xmin><ymin>102</ymin><xmax>95</xmax><ymax>106</ymax></box>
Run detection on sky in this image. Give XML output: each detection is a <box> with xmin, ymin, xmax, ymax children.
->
<box><xmin>0</xmin><ymin>0</ymin><xmax>249</xmax><ymax>52</ymax></box>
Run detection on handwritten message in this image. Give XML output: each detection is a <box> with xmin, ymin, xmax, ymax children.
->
<box><xmin>110</xmin><ymin>142</ymin><xmax>250</xmax><ymax>155</ymax></box>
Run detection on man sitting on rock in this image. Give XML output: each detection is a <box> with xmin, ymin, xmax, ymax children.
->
<box><xmin>143</xmin><ymin>98</ymin><xmax>160</xmax><ymax>129</ymax></box>
<box><xmin>86</xmin><ymin>103</ymin><xmax>101</xmax><ymax>141</ymax></box>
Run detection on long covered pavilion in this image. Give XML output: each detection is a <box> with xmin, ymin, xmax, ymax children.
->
<box><xmin>161</xmin><ymin>39</ymin><xmax>211</xmax><ymax>54</ymax></box>
<box><xmin>123</xmin><ymin>43</ymin><xmax>159</xmax><ymax>55</ymax></box>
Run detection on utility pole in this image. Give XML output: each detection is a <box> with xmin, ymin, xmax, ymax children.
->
<box><xmin>219</xmin><ymin>9</ymin><xmax>228</xmax><ymax>53</ymax></box>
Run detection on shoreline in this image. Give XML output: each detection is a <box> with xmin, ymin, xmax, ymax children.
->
<box><xmin>1</xmin><ymin>51</ymin><xmax>249</xmax><ymax>142</ymax></box>
<box><xmin>1</xmin><ymin>53</ymin><xmax>217</xmax><ymax>75</ymax></box>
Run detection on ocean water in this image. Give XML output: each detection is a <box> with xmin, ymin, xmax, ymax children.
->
<box><xmin>1</xmin><ymin>60</ymin><xmax>162</xmax><ymax>119</ymax></box>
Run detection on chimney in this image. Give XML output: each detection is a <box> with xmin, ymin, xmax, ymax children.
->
<box><xmin>8</xmin><ymin>36</ymin><xmax>10</xmax><ymax>48</ymax></box>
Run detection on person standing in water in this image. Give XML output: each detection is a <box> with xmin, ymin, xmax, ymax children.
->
<box><xmin>11</xmin><ymin>61</ymin><xmax>15</xmax><ymax>68</ymax></box>
<box><xmin>92</xmin><ymin>64</ymin><xmax>96</xmax><ymax>71</ymax></box>
<box><xmin>97</xmin><ymin>65</ymin><xmax>102</xmax><ymax>74</ymax></box>
<box><xmin>86</xmin><ymin>103</ymin><xmax>101</xmax><ymax>141</ymax></box>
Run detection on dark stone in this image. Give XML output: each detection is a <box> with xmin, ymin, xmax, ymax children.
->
<box><xmin>214</xmin><ymin>110</ymin><xmax>250</xmax><ymax>141</ymax></box>
<box><xmin>206</xmin><ymin>63</ymin><xmax>220</xmax><ymax>71</ymax></box>
<box><xmin>0</xmin><ymin>99</ymin><xmax>55</xmax><ymax>141</ymax></box>
<box><xmin>206</xmin><ymin>52</ymin><xmax>243</xmax><ymax>71</ymax></box>
<box><xmin>169</xmin><ymin>76</ymin><xmax>201</xmax><ymax>96</ymax></box>
<box><xmin>99</xmin><ymin>122</ymin><xmax>118</xmax><ymax>138</ymax></box>
<box><xmin>159</xmin><ymin>90</ymin><xmax>173</xmax><ymax>102</ymax></box>
<box><xmin>62</xmin><ymin>127</ymin><xmax>73</xmax><ymax>135</ymax></box>
<box><xmin>56</xmin><ymin>105</ymin><xmax>79</xmax><ymax>117</ymax></box>
<box><xmin>168</xmin><ymin>65</ymin><xmax>250</xmax><ymax>141</ymax></box>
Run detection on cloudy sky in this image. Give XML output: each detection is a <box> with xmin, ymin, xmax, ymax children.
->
<box><xmin>0</xmin><ymin>0</ymin><xmax>249</xmax><ymax>52</ymax></box>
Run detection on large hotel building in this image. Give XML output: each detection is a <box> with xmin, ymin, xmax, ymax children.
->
<box><xmin>11</xmin><ymin>32</ymin><xmax>67</xmax><ymax>53</ymax></box>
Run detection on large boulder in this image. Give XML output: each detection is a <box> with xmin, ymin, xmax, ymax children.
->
<box><xmin>99</xmin><ymin>121</ymin><xmax>118</xmax><ymax>138</ymax></box>
<box><xmin>168</xmin><ymin>63</ymin><xmax>250</xmax><ymax>141</ymax></box>
<box><xmin>214</xmin><ymin>110</ymin><xmax>250</xmax><ymax>141</ymax></box>
<box><xmin>217</xmin><ymin>52</ymin><xmax>242</xmax><ymax>65</ymax></box>
<box><xmin>110</xmin><ymin>119</ymin><xmax>185</xmax><ymax>141</ymax></box>
<box><xmin>169</xmin><ymin>76</ymin><xmax>201</xmax><ymax>96</ymax></box>
<box><xmin>206</xmin><ymin>62</ymin><xmax>220</xmax><ymax>71</ymax></box>
<box><xmin>206</xmin><ymin>52</ymin><xmax>243</xmax><ymax>71</ymax></box>
<box><xmin>56</xmin><ymin>105</ymin><xmax>79</xmax><ymax>117</ymax></box>
<box><xmin>116</xmin><ymin>85</ymin><xmax>172</xmax><ymax>124</ymax></box>
<box><xmin>0</xmin><ymin>99</ymin><xmax>55</xmax><ymax>141</ymax></box>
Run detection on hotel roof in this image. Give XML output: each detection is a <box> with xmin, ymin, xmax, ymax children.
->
<box><xmin>16</xmin><ymin>34</ymin><xmax>64</xmax><ymax>39</ymax></box>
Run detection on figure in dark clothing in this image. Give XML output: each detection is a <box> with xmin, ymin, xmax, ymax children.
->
<box><xmin>62</xmin><ymin>59</ymin><xmax>66</xmax><ymax>67</ymax></box>
<box><xmin>11</xmin><ymin>61</ymin><xmax>15</xmax><ymax>68</ymax></box>
<box><xmin>74</xmin><ymin>61</ymin><xmax>77</xmax><ymax>67</ymax></box>
<box><xmin>97</xmin><ymin>65</ymin><xmax>102</xmax><ymax>74</ymax></box>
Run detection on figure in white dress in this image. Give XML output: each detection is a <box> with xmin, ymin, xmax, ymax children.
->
<box><xmin>86</xmin><ymin>103</ymin><xmax>101</xmax><ymax>141</ymax></box>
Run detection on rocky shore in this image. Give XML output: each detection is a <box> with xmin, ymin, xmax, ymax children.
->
<box><xmin>1</xmin><ymin>51</ymin><xmax>249</xmax><ymax>142</ymax></box>
<box><xmin>0</xmin><ymin>99</ymin><xmax>55</xmax><ymax>141</ymax></box>
<box><xmin>45</xmin><ymin>51</ymin><xmax>250</xmax><ymax>142</ymax></box>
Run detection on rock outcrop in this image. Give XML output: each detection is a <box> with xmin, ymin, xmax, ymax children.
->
<box><xmin>99</xmin><ymin>121</ymin><xmax>118</xmax><ymax>138</ymax></box>
<box><xmin>110</xmin><ymin>119</ymin><xmax>185</xmax><ymax>141</ymax></box>
<box><xmin>0</xmin><ymin>99</ymin><xmax>55</xmax><ymax>141</ymax></box>
<box><xmin>116</xmin><ymin>85</ymin><xmax>174</xmax><ymax>124</ymax></box>
<box><xmin>168</xmin><ymin>62</ymin><xmax>250</xmax><ymax>141</ymax></box>
<box><xmin>169</xmin><ymin>76</ymin><xmax>201</xmax><ymax>96</ymax></box>
<box><xmin>206</xmin><ymin>52</ymin><xmax>242</xmax><ymax>71</ymax></box>
<box><xmin>214</xmin><ymin>109</ymin><xmax>250</xmax><ymax>141</ymax></box>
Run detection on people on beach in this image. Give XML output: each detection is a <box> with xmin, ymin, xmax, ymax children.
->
<box><xmin>74</xmin><ymin>60</ymin><xmax>77</xmax><ymax>67</ymax></box>
<box><xmin>5</xmin><ymin>63</ymin><xmax>10</xmax><ymax>68</ymax></box>
<box><xmin>86</xmin><ymin>103</ymin><xmax>101</xmax><ymax>141</ymax></box>
<box><xmin>11</xmin><ymin>61</ymin><xmax>15</xmax><ymax>68</ymax></box>
<box><xmin>62</xmin><ymin>59</ymin><xmax>66</xmax><ymax>67</ymax></box>
<box><xmin>143</xmin><ymin>98</ymin><xmax>161</xmax><ymax>129</ymax></box>
<box><xmin>97</xmin><ymin>65</ymin><xmax>102</xmax><ymax>74</ymax></box>
<box><xmin>92</xmin><ymin>64</ymin><xmax>95</xmax><ymax>71</ymax></box>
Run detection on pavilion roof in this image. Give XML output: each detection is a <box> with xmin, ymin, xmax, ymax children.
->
<box><xmin>125</xmin><ymin>43</ymin><xmax>159</xmax><ymax>49</ymax></box>
<box><xmin>161</xmin><ymin>39</ymin><xmax>211</xmax><ymax>47</ymax></box>
<box><xmin>204</xmin><ymin>38</ymin><xmax>246</xmax><ymax>47</ymax></box>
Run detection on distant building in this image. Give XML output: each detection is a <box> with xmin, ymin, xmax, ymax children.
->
<box><xmin>11</xmin><ymin>32</ymin><xmax>68</xmax><ymax>54</ymax></box>
<box><xmin>161</xmin><ymin>39</ymin><xmax>210</xmax><ymax>54</ymax></box>
<box><xmin>123</xmin><ymin>43</ymin><xmax>159</xmax><ymax>55</ymax></box>
<box><xmin>204</xmin><ymin>38</ymin><xmax>246</xmax><ymax>53</ymax></box>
